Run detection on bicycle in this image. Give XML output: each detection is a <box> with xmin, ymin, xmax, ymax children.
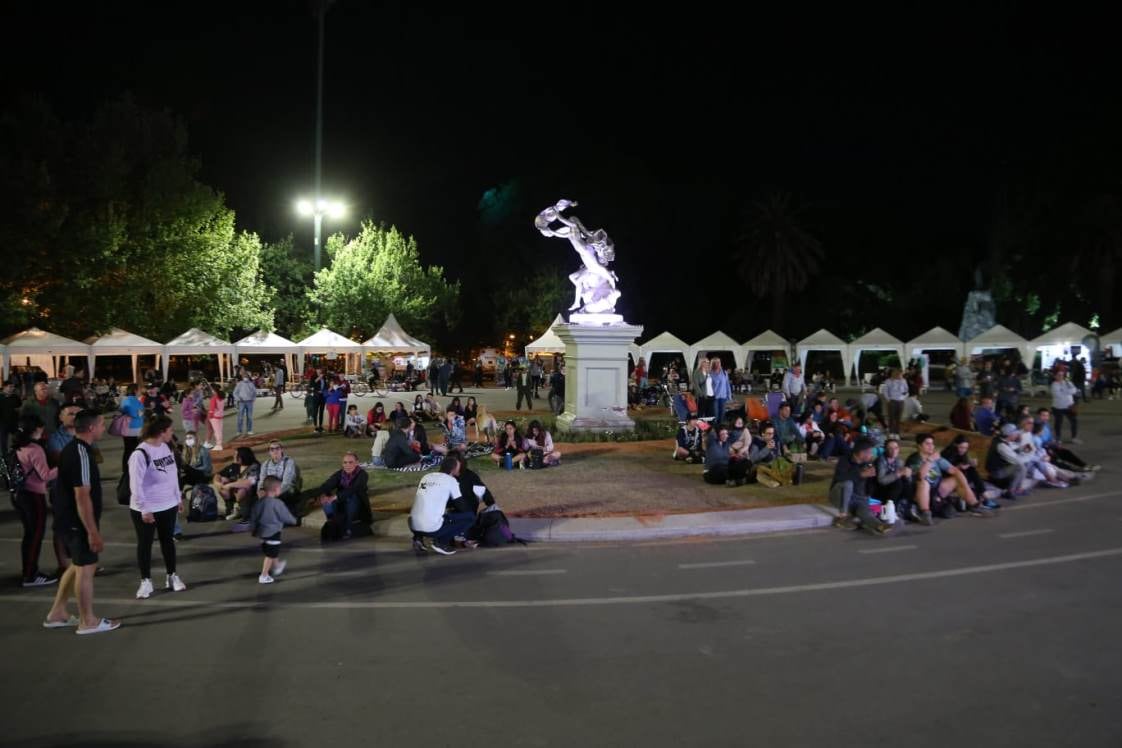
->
<box><xmin>287</xmin><ymin>381</ymin><xmax>306</xmax><ymax>399</ymax></box>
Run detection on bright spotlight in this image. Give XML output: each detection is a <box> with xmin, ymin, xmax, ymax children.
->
<box><xmin>296</xmin><ymin>199</ymin><xmax>314</xmax><ymax>216</ymax></box>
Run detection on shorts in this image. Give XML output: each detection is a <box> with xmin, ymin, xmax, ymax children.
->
<box><xmin>261</xmin><ymin>532</ymin><xmax>282</xmax><ymax>559</ymax></box>
<box><xmin>61</xmin><ymin>530</ymin><xmax>99</xmax><ymax>566</ymax></box>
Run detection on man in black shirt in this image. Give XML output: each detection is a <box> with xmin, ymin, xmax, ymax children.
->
<box><xmin>44</xmin><ymin>410</ymin><xmax>119</xmax><ymax>635</ymax></box>
<box><xmin>449</xmin><ymin>452</ymin><xmax>495</xmax><ymax>515</ymax></box>
<box><xmin>829</xmin><ymin>437</ymin><xmax>890</xmax><ymax>535</ymax></box>
<box><xmin>58</xmin><ymin>367</ymin><xmax>86</xmax><ymax>405</ymax></box>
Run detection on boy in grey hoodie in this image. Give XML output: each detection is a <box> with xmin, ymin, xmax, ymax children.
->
<box><xmin>250</xmin><ymin>476</ymin><xmax>298</xmax><ymax>584</ymax></box>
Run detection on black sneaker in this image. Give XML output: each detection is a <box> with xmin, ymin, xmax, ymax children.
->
<box><xmin>832</xmin><ymin>515</ymin><xmax>859</xmax><ymax>530</ymax></box>
<box><xmin>412</xmin><ymin>538</ymin><xmax>428</xmax><ymax>554</ymax></box>
<box><xmin>21</xmin><ymin>574</ymin><xmax>58</xmax><ymax>588</ymax></box>
<box><xmin>429</xmin><ymin>542</ymin><xmax>457</xmax><ymax>556</ymax></box>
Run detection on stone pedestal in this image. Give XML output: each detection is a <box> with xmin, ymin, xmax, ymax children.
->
<box><xmin>554</xmin><ymin>321</ymin><xmax>644</xmax><ymax>432</ymax></box>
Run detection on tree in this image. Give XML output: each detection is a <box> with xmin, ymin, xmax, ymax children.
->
<box><xmin>308</xmin><ymin>221</ymin><xmax>460</xmax><ymax>342</ymax></box>
<box><xmin>492</xmin><ymin>264</ymin><xmax>570</xmax><ymax>339</ymax></box>
<box><xmin>258</xmin><ymin>235</ymin><xmax>315</xmax><ymax>339</ymax></box>
<box><xmin>734</xmin><ymin>190</ymin><xmax>824</xmax><ymax>331</ymax></box>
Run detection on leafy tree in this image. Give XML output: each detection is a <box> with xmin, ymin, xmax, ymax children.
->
<box><xmin>492</xmin><ymin>264</ymin><xmax>569</xmax><ymax>339</ymax></box>
<box><xmin>308</xmin><ymin>221</ymin><xmax>460</xmax><ymax>342</ymax></box>
<box><xmin>258</xmin><ymin>235</ymin><xmax>315</xmax><ymax>339</ymax></box>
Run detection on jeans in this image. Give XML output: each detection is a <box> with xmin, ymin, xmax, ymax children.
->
<box><xmin>413</xmin><ymin>512</ymin><xmax>476</xmax><ymax>545</ymax></box>
<box><xmin>819</xmin><ymin>434</ymin><xmax>850</xmax><ymax>459</ymax></box>
<box><xmin>956</xmin><ymin>387</ymin><xmax>973</xmax><ymax>398</ymax></box>
<box><xmin>887</xmin><ymin>399</ymin><xmax>904</xmax><ymax>435</ymax></box>
<box><xmin>237</xmin><ymin>401</ymin><xmax>253</xmax><ymax>433</ymax></box>
<box><xmin>1052</xmin><ymin>407</ymin><xmax>1077</xmax><ymax>440</ymax></box>
<box><xmin>829</xmin><ymin>481</ymin><xmax>881</xmax><ymax>526</ymax></box>
<box><xmin>713</xmin><ymin>397</ymin><xmax>727</xmax><ymax>425</ymax></box>
<box><xmin>130</xmin><ymin>506</ymin><xmax>178</xmax><ymax>579</ymax></box>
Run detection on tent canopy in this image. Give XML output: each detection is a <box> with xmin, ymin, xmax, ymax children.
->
<box><xmin>0</xmin><ymin>327</ymin><xmax>90</xmax><ymax>380</ymax></box>
<box><xmin>297</xmin><ymin>328</ymin><xmax>363</xmax><ymax>351</ymax></box>
<box><xmin>362</xmin><ymin>313</ymin><xmax>430</xmax><ymax>355</ymax></box>
<box><xmin>638</xmin><ymin>331</ymin><xmax>690</xmax><ymax>366</ymax></box>
<box><xmin>907</xmin><ymin>326</ymin><xmax>964</xmax><ymax>358</ymax></box>
<box><xmin>691</xmin><ymin>330</ymin><xmax>745</xmax><ymax>369</ymax></box>
<box><xmin>742</xmin><ymin>329</ymin><xmax>789</xmax><ymax>351</ymax></box>
<box><xmin>164</xmin><ymin>328</ymin><xmax>235</xmax><ymax>381</ymax></box>
<box><xmin>1102</xmin><ymin>326</ymin><xmax>1122</xmax><ymax>357</ymax></box>
<box><xmin>526</xmin><ymin>315</ymin><xmax>567</xmax><ymax>355</ymax></box>
<box><xmin>796</xmin><ymin>329</ymin><xmax>853</xmax><ymax>382</ymax></box>
<box><xmin>1029</xmin><ymin>321</ymin><xmax>1092</xmax><ymax>348</ymax></box>
<box><xmin>967</xmin><ymin>324</ymin><xmax>1032</xmax><ymax>366</ymax></box>
<box><xmin>849</xmin><ymin>327</ymin><xmax>905</xmax><ymax>375</ymax></box>
<box><xmin>234</xmin><ymin>330</ymin><xmax>303</xmax><ymax>375</ymax></box>
<box><xmin>86</xmin><ymin>327</ymin><xmax>164</xmax><ymax>381</ymax></box>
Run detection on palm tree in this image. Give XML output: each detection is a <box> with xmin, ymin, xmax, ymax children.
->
<box><xmin>734</xmin><ymin>190</ymin><xmax>824</xmax><ymax>331</ymax></box>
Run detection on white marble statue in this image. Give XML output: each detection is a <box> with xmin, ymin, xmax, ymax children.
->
<box><xmin>535</xmin><ymin>199</ymin><xmax>621</xmax><ymax>315</ymax></box>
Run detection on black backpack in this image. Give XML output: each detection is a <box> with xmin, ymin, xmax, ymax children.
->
<box><xmin>187</xmin><ymin>484</ymin><xmax>219</xmax><ymax>522</ymax></box>
<box><xmin>468</xmin><ymin>509</ymin><xmax>526</xmax><ymax>547</ymax></box>
<box><xmin>3</xmin><ymin>449</ymin><xmax>27</xmax><ymax>499</ymax></box>
<box><xmin>116</xmin><ymin>447</ymin><xmax>151</xmax><ymax>505</ymax></box>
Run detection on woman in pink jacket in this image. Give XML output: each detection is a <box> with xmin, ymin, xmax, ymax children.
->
<box><xmin>205</xmin><ymin>387</ymin><xmax>225</xmax><ymax>451</ymax></box>
<box><xmin>13</xmin><ymin>414</ymin><xmax>60</xmax><ymax>587</ymax></box>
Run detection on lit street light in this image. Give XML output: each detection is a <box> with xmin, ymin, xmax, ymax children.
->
<box><xmin>295</xmin><ymin>197</ymin><xmax>346</xmax><ymax>269</ymax></box>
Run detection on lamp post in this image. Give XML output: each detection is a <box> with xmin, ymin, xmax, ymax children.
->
<box><xmin>305</xmin><ymin>0</ymin><xmax>336</xmax><ymax>270</ymax></box>
<box><xmin>296</xmin><ymin>198</ymin><xmax>346</xmax><ymax>269</ymax></box>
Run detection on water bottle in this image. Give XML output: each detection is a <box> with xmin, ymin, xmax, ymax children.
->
<box><xmin>503</xmin><ymin>453</ymin><xmax>513</xmax><ymax>471</ymax></box>
<box><xmin>883</xmin><ymin>500</ymin><xmax>898</xmax><ymax>525</ymax></box>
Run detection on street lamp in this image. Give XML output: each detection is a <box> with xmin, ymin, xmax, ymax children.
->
<box><xmin>295</xmin><ymin>198</ymin><xmax>347</xmax><ymax>269</ymax></box>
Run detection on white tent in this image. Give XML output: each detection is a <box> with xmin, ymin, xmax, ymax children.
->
<box><xmin>638</xmin><ymin>331</ymin><xmax>691</xmax><ymax>368</ymax></box>
<box><xmin>1028</xmin><ymin>322</ymin><xmax>1093</xmax><ymax>371</ymax></box>
<box><xmin>848</xmin><ymin>328</ymin><xmax>905</xmax><ymax>379</ymax></box>
<box><xmin>234</xmin><ymin>330</ymin><xmax>302</xmax><ymax>375</ymax></box>
<box><xmin>363</xmin><ymin>314</ymin><xmax>431</xmax><ymax>358</ymax></box>
<box><xmin>0</xmin><ymin>327</ymin><xmax>90</xmax><ymax>381</ymax></box>
<box><xmin>907</xmin><ymin>326</ymin><xmax>964</xmax><ymax>360</ymax></box>
<box><xmin>796</xmin><ymin>329</ymin><xmax>853</xmax><ymax>384</ymax></box>
<box><xmin>1102</xmin><ymin>327</ymin><xmax>1122</xmax><ymax>358</ymax></box>
<box><xmin>525</xmin><ymin>315</ymin><xmax>567</xmax><ymax>355</ymax></box>
<box><xmin>86</xmin><ymin>328</ymin><xmax>165</xmax><ymax>383</ymax></box>
<box><xmin>742</xmin><ymin>329</ymin><xmax>791</xmax><ymax>371</ymax></box>
<box><xmin>691</xmin><ymin>330</ymin><xmax>746</xmax><ymax>369</ymax></box>
<box><xmin>967</xmin><ymin>324</ymin><xmax>1032</xmax><ymax>366</ymax></box>
<box><xmin>297</xmin><ymin>328</ymin><xmax>364</xmax><ymax>375</ymax></box>
<box><xmin>164</xmin><ymin>328</ymin><xmax>235</xmax><ymax>382</ymax></box>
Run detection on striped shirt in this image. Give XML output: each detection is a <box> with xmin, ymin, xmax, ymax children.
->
<box><xmin>55</xmin><ymin>438</ymin><xmax>102</xmax><ymax>533</ymax></box>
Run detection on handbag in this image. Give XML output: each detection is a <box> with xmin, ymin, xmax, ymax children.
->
<box><xmin>108</xmin><ymin>413</ymin><xmax>129</xmax><ymax>437</ymax></box>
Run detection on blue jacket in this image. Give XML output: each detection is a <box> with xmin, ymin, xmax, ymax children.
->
<box><xmin>709</xmin><ymin>369</ymin><xmax>731</xmax><ymax>400</ymax></box>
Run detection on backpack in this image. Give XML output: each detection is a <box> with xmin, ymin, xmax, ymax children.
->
<box><xmin>468</xmin><ymin>508</ymin><xmax>526</xmax><ymax>547</ymax></box>
<box><xmin>187</xmin><ymin>484</ymin><xmax>219</xmax><ymax>522</ymax></box>
<box><xmin>3</xmin><ymin>449</ymin><xmax>27</xmax><ymax>499</ymax></box>
<box><xmin>116</xmin><ymin>447</ymin><xmax>151</xmax><ymax>505</ymax></box>
<box><xmin>528</xmin><ymin>449</ymin><xmax>545</xmax><ymax>470</ymax></box>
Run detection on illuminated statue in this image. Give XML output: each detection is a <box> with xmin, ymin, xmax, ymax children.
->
<box><xmin>535</xmin><ymin>200</ymin><xmax>621</xmax><ymax>316</ymax></box>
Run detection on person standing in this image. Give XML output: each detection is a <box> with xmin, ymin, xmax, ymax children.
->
<box><xmin>530</xmin><ymin>357</ymin><xmax>544</xmax><ymax>399</ymax></box>
<box><xmin>709</xmin><ymin>357</ymin><xmax>732</xmax><ymax>425</ymax></box>
<box><xmin>1050</xmin><ymin>369</ymin><xmax>1080</xmax><ymax>444</ymax></box>
<box><xmin>311</xmin><ymin>368</ymin><xmax>328</xmax><ymax>433</ymax></box>
<box><xmin>692</xmin><ymin>357</ymin><xmax>713</xmax><ymax>421</ymax></box>
<box><xmin>884</xmin><ymin>368</ymin><xmax>909</xmax><ymax>437</ymax></box>
<box><xmin>118</xmin><ymin>384</ymin><xmax>146</xmax><ymax>473</ymax></box>
<box><xmin>21</xmin><ymin>382</ymin><xmax>60</xmax><ymax>440</ymax></box>
<box><xmin>548</xmin><ymin>366</ymin><xmax>566</xmax><ymax>415</ymax></box>
<box><xmin>2</xmin><ymin>379</ymin><xmax>23</xmax><ymax>456</ymax></box>
<box><xmin>272</xmin><ymin>361</ymin><xmax>286</xmax><ymax>410</ymax></box>
<box><xmin>179</xmin><ymin>381</ymin><xmax>204</xmax><ymax>437</ymax></box>
<box><xmin>43</xmin><ymin>410</ymin><xmax>120</xmax><ymax>634</ymax></box>
<box><xmin>233</xmin><ymin>372</ymin><xmax>257</xmax><ymax>438</ymax></box>
<box><xmin>205</xmin><ymin>386</ymin><xmax>225</xmax><ymax>450</ymax></box>
<box><xmin>13</xmin><ymin>415</ymin><xmax>60</xmax><ymax>587</ymax></box>
<box><xmin>782</xmin><ymin>364</ymin><xmax>807</xmax><ymax>413</ymax></box>
<box><xmin>515</xmin><ymin>366</ymin><xmax>534</xmax><ymax>411</ymax></box>
<box><xmin>473</xmin><ymin>359</ymin><xmax>484</xmax><ymax>388</ymax></box>
<box><xmin>128</xmin><ymin>415</ymin><xmax>187</xmax><ymax>599</ymax></box>
<box><xmin>250</xmin><ymin>476</ymin><xmax>299</xmax><ymax>584</ymax></box>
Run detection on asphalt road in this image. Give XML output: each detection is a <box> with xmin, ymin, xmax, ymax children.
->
<box><xmin>1</xmin><ymin>409</ymin><xmax>1119</xmax><ymax>746</ymax></box>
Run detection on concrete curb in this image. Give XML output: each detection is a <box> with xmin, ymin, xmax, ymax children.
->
<box><xmin>301</xmin><ymin>504</ymin><xmax>838</xmax><ymax>542</ymax></box>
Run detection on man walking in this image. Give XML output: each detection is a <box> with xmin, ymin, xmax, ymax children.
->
<box><xmin>272</xmin><ymin>361</ymin><xmax>286</xmax><ymax>410</ymax></box>
<box><xmin>515</xmin><ymin>366</ymin><xmax>534</xmax><ymax>411</ymax></box>
<box><xmin>43</xmin><ymin>410</ymin><xmax>119</xmax><ymax>634</ymax></box>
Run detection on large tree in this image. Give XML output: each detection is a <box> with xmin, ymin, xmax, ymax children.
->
<box><xmin>734</xmin><ymin>190</ymin><xmax>824</xmax><ymax>331</ymax></box>
<box><xmin>492</xmin><ymin>264</ymin><xmax>570</xmax><ymax>340</ymax></box>
<box><xmin>308</xmin><ymin>221</ymin><xmax>460</xmax><ymax>342</ymax></box>
<box><xmin>258</xmin><ymin>235</ymin><xmax>315</xmax><ymax>339</ymax></box>
<box><xmin>0</xmin><ymin>95</ymin><xmax>272</xmax><ymax>340</ymax></box>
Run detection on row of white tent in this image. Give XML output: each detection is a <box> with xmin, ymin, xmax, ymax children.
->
<box><xmin>526</xmin><ymin>318</ymin><xmax>1121</xmax><ymax>382</ymax></box>
<box><xmin>0</xmin><ymin>314</ymin><xmax>430</xmax><ymax>382</ymax></box>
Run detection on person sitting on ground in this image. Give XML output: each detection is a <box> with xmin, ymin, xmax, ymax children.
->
<box><xmin>1034</xmin><ymin>408</ymin><xmax>1098</xmax><ymax>472</ymax></box>
<box><xmin>703</xmin><ymin>424</ymin><xmax>749</xmax><ymax>486</ymax></box>
<box><xmin>383</xmin><ymin>416</ymin><xmax>421</xmax><ymax>470</ymax></box>
<box><xmin>343</xmin><ymin>404</ymin><xmax>366</xmax><ymax>439</ymax></box>
<box><xmin>390</xmin><ymin>401</ymin><xmax>409</xmax><ymax>422</ymax></box>
<box><xmin>365</xmin><ymin>402</ymin><xmax>387</xmax><ymax>437</ymax></box>
<box><xmin>772</xmin><ymin>402</ymin><xmax>800</xmax><ymax>451</ymax></box>
<box><xmin>830</xmin><ymin>436</ymin><xmax>891</xmax><ymax>535</ymax></box>
<box><xmin>256</xmin><ymin>441</ymin><xmax>300</xmax><ymax>516</ymax></box>
<box><xmin>423</xmin><ymin>392</ymin><xmax>442</xmax><ymax>420</ymax></box>
<box><xmin>819</xmin><ymin>408</ymin><xmax>851</xmax><ymax>460</ymax></box>
<box><xmin>412</xmin><ymin>415</ymin><xmax>444</xmax><ymax>456</ymax></box>
<box><xmin>727</xmin><ymin>415</ymin><xmax>752</xmax><ymax>462</ymax></box>
<box><xmin>875</xmin><ymin>438</ymin><xmax>913</xmax><ymax>508</ymax></box>
<box><xmin>317</xmin><ymin>451</ymin><xmax>372</xmax><ymax>539</ymax></box>
<box><xmin>1015</xmin><ymin>415</ymin><xmax>1081</xmax><ymax>488</ymax></box>
<box><xmin>939</xmin><ymin>434</ymin><xmax>997</xmax><ymax>505</ymax></box>
<box><xmin>412</xmin><ymin>394</ymin><xmax>425</xmax><ymax>421</ymax></box>
<box><xmin>179</xmin><ymin>430</ymin><xmax>213</xmax><ymax>489</ymax></box>
<box><xmin>809</xmin><ymin>399</ymin><xmax>827</xmax><ymax>424</ymax></box>
<box><xmin>449</xmin><ymin>396</ymin><xmax>464</xmax><ymax>416</ymax></box>
<box><xmin>826</xmin><ymin>398</ymin><xmax>854</xmax><ymax>427</ymax></box>
<box><xmin>674</xmin><ymin>413</ymin><xmax>705</xmax><ymax>463</ymax></box>
<box><xmin>214</xmin><ymin>446</ymin><xmax>260</xmax><ymax>521</ymax></box>
<box><xmin>474</xmin><ymin>404</ymin><xmax>498</xmax><ymax>445</ymax></box>
<box><xmin>949</xmin><ymin>397</ymin><xmax>974</xmax><ymax>432</ymax></box>
<box><xmin>409</xmin><ymin>455</ymin><xmax>471</xmax><ymax>555</ymax></box>
<box><xmin>905</xmin><ymin>433</ymin><xmax>992</xmax><ymax>524</ymax></box>
<box><xmin>749</xmin><ymin>422</ymin><xmax>792</xmax><ymax>487</ymax></box>
<box><xmin>973</xmin><ymin>396</ymin><xmax>998</xmax><ymax>437</ymax></box>
<box><xmin>985</xmin><ymin>423</ymin><xmax>1031</xmax><ymax>499</ymax></box>
<box><xmin>491</xmin><ymin>420</ymin><xmax>527</xmax><ymax>469</ymax></box>
<box><xmin>462</xmin><ymin>396</ymin><xmax>478</xmax><ymax>437</ymax></box>
<box><xmin>449</xmin><ymin>451</ymin><xmax>495</xmax><ymax>515</ymax></box>
<box><xmin>524</xmin><ymin>420</ymin><xmax>562</xmax><ymax>467</ymax></box>
<box><xmin>440</xmin><ymin>406</ymin><xmax>468</xmax><ymax>454</ymax></box>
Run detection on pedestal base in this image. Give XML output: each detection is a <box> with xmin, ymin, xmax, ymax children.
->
<box><xmin>554</xmin><ymin>321</ymin><xmax>644</xmax><ymax>433</ymax></box>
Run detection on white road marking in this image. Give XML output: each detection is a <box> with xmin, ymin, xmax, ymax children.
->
<box><xmin>858</xmin><ymin>544</ymin><xmax>918</xmax><ymax>555</ymax></box>
<box><xmin>486</xmin><ymin>569</ymin><xmax>567</xmax><ymax>577</ymax></box>
<box><xmin>4</xmin><ymin>547</ymin><xmax>1118</xmax><ymax>610</ymax></box>
<box><xmin>999</xmin><ymin>529</ymin><xmax>1055</xmax><ymax>539</ymax></box>
<box><xmin>1004</xmin><ymin>490</ymin><xmax>1122</xmax><ymax>511</ymax></box>
<box><xmin>678</xmin><ymin>559</ymin><xmax>757</xmax><ymax>570</ymax></box>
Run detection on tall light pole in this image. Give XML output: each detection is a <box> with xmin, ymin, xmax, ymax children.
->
<box><xmin>296</xmin><ymin>198</ymin><xmax>347</xmax><ymax>256</ymax></box>
<box><xmin>308</xmin><ymin>0</ymin><xmax>335</xmax><ymax>269</ymax></box>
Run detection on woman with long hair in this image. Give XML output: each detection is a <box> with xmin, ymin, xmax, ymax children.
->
<box><xmin>215</xmin><ymin>446</ymin><xmax>261</xmax><ymax>521</ymax></box>
<box><xmin>118</xmin><ymin>383</ymin><xmax>145</xmax><ymax>472</ymax></box>
<box><xmin>13</xmin><ymin>415</ymin><xmax>60</xmax><ymax>587</ymax></box>
<box><xmin>524</xmin><ymin>420</ymin><xmax>562</xmax><ymax>466</ymax></box>
<box><xmin>492</xmin><ymin>420</ymin><xmax>527</xmax><ymax>468</ymax></box>
<box><xmin>128</xmin><ymin>415</ymin><xmax>187</xmax><ymax>599</ymax></box>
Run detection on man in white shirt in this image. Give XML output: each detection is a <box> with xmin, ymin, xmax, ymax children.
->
<box><xmin>781</xmin><ymin>364</ymin><xmax>807</xmax><ymax>412</ymax></box>
<box><xmin>883</xmin><ymin>369</ymin><xmax>910</xmax><ymax>437</ymax></box>
<box><xmin>409</xmin><ymin>456</ymin><xmax>474</xmax><ymax>555</ymax></box>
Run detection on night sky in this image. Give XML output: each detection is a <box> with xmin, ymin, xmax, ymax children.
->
<box><xmin>5</xmin><ymin>2</ymin><xmax>1120</xmax><ymax>343</ymax></box>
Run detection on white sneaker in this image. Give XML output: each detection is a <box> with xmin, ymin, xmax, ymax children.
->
<box><xmin>136</xmin><ymin>578</ymin><xmax>154</xmax><ymax>599</ymax></box>
<box><xmin>166</xmin><ymin>573</ymin><xmax>187</xmax><ymax>592</ymax></box>
<box><xmin>225</xmin><ymin>511</ymin><xmax>240</xmax><ymax>521</ymax></box>
<box><xmin>247</xmin><ymin>431</ymin><xmax>255</xmax><ymax>436</ymax></box>
<box><xmin>202</xmin><ymin>442</ymin><xmax>214</xmax><ymax>449</ymax></box>
<box><xmin>258</xmin><ymin>574</ymin><xmax>274</xmax><ymax>584</ymax></box>
<box><xmin>272</xmin><ymin>560</ymin><xmax>287</xmax><ymax>577</ymax></box>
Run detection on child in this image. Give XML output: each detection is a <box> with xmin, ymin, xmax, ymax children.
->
<box><xmin>249</xmin><ymin>475</ymin><xmax>298</xmax><ymax>584</ymax></box>
<box><xmin>343</xmin><ymin>404</ymin><xmax>365</xmax><ymax>438</ymax></box>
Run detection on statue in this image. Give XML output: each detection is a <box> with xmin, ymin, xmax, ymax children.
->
<box><xmin>535</xmin><ymin>199</ymin><xmax>621</xmax><ymax>317</ymax></box>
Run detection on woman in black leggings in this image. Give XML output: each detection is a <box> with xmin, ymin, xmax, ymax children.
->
<box><xmin>127</xmin><ymin>415</ymin><xmax>188</xmax><ymax>599</ymax></box>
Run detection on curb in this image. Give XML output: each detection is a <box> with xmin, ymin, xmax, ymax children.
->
<box><xmin>301</xmin><ymin>504</ymin><xmax>837</xmax><ymax>542</ymax></box>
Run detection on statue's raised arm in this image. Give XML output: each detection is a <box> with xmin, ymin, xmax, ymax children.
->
<box><xmin>535</xmin><ymin>200</ymin><xmax>621</xmax><ymax>317</ymax></box>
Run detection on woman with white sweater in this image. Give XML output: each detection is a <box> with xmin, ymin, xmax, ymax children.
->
<box><xmin>128</xmin><ymin>415</ymin><xmax>187</xmax><ymax>599</ymax></box>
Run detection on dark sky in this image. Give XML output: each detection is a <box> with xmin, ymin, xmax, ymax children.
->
<box><xmin>5</xmin><ymin>2</ymin><xmax>1120</xmax><ymax>343</ymax></box>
